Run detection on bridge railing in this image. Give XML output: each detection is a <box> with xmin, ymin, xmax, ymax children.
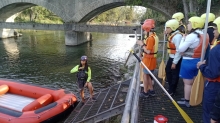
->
<box><xmin>0</xmin><ymin>22</ymin><xmax>64</xmax><ymax>30</ymax></box>
<box><xmin>121</xmin><ymin>57</ymin><xmax>140</xmax><ymax>123</ymax></box>
<box><xmin>0</xmin><ymin>22</ymin><xmax>141</xmax><ymax>34</ymax></box>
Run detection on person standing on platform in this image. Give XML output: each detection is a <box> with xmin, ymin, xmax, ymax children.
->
<box><xmin>70</xmin><ymin>56</ymin><xmax>96</xmax><ymax>105</ymax></box>
<box><xmin>165</xmin><ymin>19</ymin><xmax>183</xmax><ymax>96</ymax></box>
<box><xmin>177</xmin><ymin>16</ymin><xmax>208</xmax><ymax>107</ymax></box>
<box><xmin>136</xmin><ymin>19</ymin><xmax>159</xmax><ymax>98</ymax></box>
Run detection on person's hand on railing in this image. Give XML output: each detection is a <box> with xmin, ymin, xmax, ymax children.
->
<box><xmin>136</xmin><ymin>40</ymin><xmax>144</xmax><ymax>46</ymax></box>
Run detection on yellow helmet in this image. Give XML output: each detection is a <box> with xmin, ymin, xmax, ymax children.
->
<box><xmin>213</xmin><ymin>17</ymin><xmax>220</xmax><ymax>33</ymax></box>
<box><xmin>165</xmin><ymin>19</ymin><xmax>179</xmax><ymax>31</ymax></box>
<box><xmin>172</xmin><ymin>12</ymin><xmax>184</xmax><ymax>21</ymax></box>
<box><xmin>188</xmin><ymin>16</ymin><xmax>204</xmax><ymax>29</ymax></box>
<box><xmin>201</xmin><ymin>13</ymin><xmax>215</xmax><ymax>22</ymax></box>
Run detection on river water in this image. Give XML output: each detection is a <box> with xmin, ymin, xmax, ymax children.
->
<box><xmin>0</xmin><ymin>30</ymin><xmax>136</xmax><ymax>97</ymax></box>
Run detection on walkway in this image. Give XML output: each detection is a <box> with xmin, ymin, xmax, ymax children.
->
<box><xmin>64</xmin><ymin>79</ymin><xmax>130</xmax><ymax>123</ymax></box>
<box><xmin>138</xmin><ymin>79</ymin><xmax>203</xmax><ymax>123</ymax></box>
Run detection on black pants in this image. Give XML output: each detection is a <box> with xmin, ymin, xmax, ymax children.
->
<box><xmin>165</xmin><ymin>57</ymin><xmax>182</xmax><ymax>94</ymax></box>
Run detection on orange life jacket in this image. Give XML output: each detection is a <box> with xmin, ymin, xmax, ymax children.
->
<box><xmin>143</xmin><ymin>33</ymin><xmax>159</xmax><ymax>58</ymax></box>
<box><xmin>167</xmin><ymin>32</ymin><xmax>182</xmax><ymax>54</ymax></box>
<box><xmin>183</xmin><ymin>33</ymin><xmax>209</xmax><ymax>58</ymax></box>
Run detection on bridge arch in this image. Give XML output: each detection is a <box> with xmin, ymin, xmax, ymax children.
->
<box><xmin>71</xmin><ymin>0</ymin><xmax>174</xmax><ymax>23</ymax></box>
<box><xmin>0</xmin><ymin>0</ymin><xmax>177</xmax><ymax>23</ymax></box>
<box><xmin>0</xmin><ymin>0</ymin><xmax>70</xmax><ymax>22</ymax></box>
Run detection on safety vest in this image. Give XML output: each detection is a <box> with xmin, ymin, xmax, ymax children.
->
<box><xmin>77</xmin><ymin>69</ymin><xmax>88</xmax><ymax>81</ymax></box>
<box><xmin>143</xmin><ymin>34</ymin><xmax>159</xmax><ymax>58</ymax></box>
<box><xmin>183</xmin><ymin>33</ymin><xmax>209</xmax><ymax>58</ymax></box>
<box><xmin>167</xmin><ymin>32</ymin><xmax>182</xmax><ymax>54</ymax></box>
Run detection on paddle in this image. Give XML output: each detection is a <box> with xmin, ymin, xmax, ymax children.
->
<box><xmin>189</xmin><ymin>0</ymin><xmax>211</xmax><ymax>106</ymax></box>
<box><xmin>139</xmin><ymin>22</ymin><xmax>144</xmax><ymax>82</ymax></box>
<box><xmin>158</xmin><ymin>27</ymin><xmax>166</xmax><ymax>86</ymax></box>
<box><xmin>130</xmin><ymin>50</ymin><xmax>193</xmax><ymax>123</ymax></box>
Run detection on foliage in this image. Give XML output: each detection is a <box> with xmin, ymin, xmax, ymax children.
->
<box><xmin>188</xmin><ymin>12</ymin><xmax>197</xmax><ymax>18</ymax></box>
<box><xmin>15</xmin><ymin>6</ymin><xmax>63</xmax><ymax>24</ymax></box>
<box><xmin>197</xmin><ymin>0</ymin><xmax>220</xmax><ymax>15</ymax></box>
<box><xmin>125</xmin><ymin>0</ymin><xmax>142</xmax><ymax>5</ymax></box>
<box><xmin>140</xmin><ymin>9</ymin><xmax>166</xmax><ymax>25</ymax></box>
<box><xmin>90</xmin><ymin>5</ymin><xmax>167</xmax><ymax>26</ymax></box>
<box><xmin>90</xmin><ymin>6</ymin><xmax>145</xmax><ymax>25</ymax></box>
<box><xmin>125</xmin><ymin>0</ymin><xmax>220</xmax><ymax>17</ymax></box>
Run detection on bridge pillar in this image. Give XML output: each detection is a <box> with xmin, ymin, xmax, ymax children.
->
<box><xmin>0</xmin><ymin>14</ymin><xmax>18</xmax><ymax>38</ymax></box>
<box><xmin>64</xmin><ymin>23</ymin><xmax>91</xmax><ymax>46</ymax></box>
<box><xmin>65</xmin><ymin>31</ymin><xmax>91</xmax><ymax>46</ymax></box>
<box><xmin>0</xmin><ymin>29</ymin><xmax>16</xmax><ymax>38</ymax></box>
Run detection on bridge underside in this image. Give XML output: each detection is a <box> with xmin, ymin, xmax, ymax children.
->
<box><xmin>79</xmin><ymin>2</ymin><xmax>125</xmax><ymax>22</ymax></box>
<box><xmin>0</xmin><ymin>3</ymin><xmax>35</xmax><ymax>21</ymax></box>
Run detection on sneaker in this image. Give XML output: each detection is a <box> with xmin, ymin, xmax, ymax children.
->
<box><xmin>139</xmin><ymin>91</ymin><xmax>149</xmax><ymax>98</ymax></box>
<box><xmin>180</xmin><ymin>98</ymin><xmax>185</xmax><ymax>101</ymax></box>
<box><xmin>148</xmin><ymin>90</ymin><xmax>156</xmax><ymax>96</ymax></box>
<box><xmin>177</xmin><ymin>100</ymin><xmax>190</xmax><ymax>108</ymax></box>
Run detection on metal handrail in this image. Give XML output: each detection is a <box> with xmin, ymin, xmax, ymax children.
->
<box><xmin>121</xmin><ymin>60</ymin><xmax>140</xmax><ymax>123</ymax></box>
<box><xmin>130</xmin><ymin>63</ymin><xmax>140</xmax><ymax>123</ymax></box>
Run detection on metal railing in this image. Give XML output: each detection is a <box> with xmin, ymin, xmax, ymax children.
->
<box><xmin>121</xmin><ymin>59</ymin><xmax>140</xmax><ymax>123</ymax></box>
<box><xmin>121</xmin><ymin>41</ymin><xmax>167</xmax><ymax>123</ymax></box>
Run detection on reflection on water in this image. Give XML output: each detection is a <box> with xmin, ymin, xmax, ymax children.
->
<box><xmin>3</xmin><ymin>38</ymin><xmax>20</xmax><ymax>62</ymax></box>
<box><xmin>0</xmin><ymin>30</ymin><xmax>135</xmax><ymax>95</ymax></box>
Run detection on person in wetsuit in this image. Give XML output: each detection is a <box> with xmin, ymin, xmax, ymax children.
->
<box><xmin>70</xmin><ymin>56</ymin><xmax>96</xmax><ymax>104</ymax></box>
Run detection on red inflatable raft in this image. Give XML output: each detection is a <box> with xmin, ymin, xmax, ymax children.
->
<box><xmin>0</xmin><ymin>79</ymin><xmax>77</xmax><ymax>123</ymax></box>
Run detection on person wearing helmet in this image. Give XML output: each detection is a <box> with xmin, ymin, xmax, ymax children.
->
<box><xmin>201</xmin><ymin>13</ymin><xmax>216</xmax><ymax>45</ymax></box>
<box><xmin>211</xmin><ymin>16</ymin><xmax>220</xmax><ymax>48</ymax></box>
<box><xmin>201</xmin><ymin>13</ymin><xmax>216</xmax><ymax>61</ymax></box>
<box><xmin>213</xmin><ymin>17</ymin><xmax>220</xmax><ymax>45</ymax></box>
<box><xmin>177</xmin><ymin>16</ymin><xmax>209</xmax><ymax>107</ymax></box>
<box><xmin>165</xmin><ymin>19</ymin><xmax>183</xmax><ymax>96</ymax></box>
<box><xmin>70</xmin><ymin>55</ymin><xmax>96</xmax><ymax>105</ymax></box>
<box><xmin>172</xmin><ymin>12</ymin><xmax>186</xmax><ymax>34</ymax></box>
<box><xmin>197</xmin><ymin>17</ymin><xmax>220</xmax><ymax>123</ymax></box>
<box><xmin>137</xmin><ymin>19</ymin><xmax>159</xmax><ymax>98</ymax></box>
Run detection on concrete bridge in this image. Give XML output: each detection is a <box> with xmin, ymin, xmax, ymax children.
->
<box><xmin>0</xmin><ymin>0</ymin><xmax>180</xmax><ymax>45</ymax></box>
<box><xmin>0</xmin><ymin>22</ymin><xmax>141</xmax><ymax>33</ymax></box>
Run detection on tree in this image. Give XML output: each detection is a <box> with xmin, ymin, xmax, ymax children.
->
<box><xmin>125</xmin><ymin>0</ymin><xmax>218</xmax><ymax>21</ymax></box>
<box><xmin>15</xmin><ymin>6</ymin><xmax>64</xmax><ymax>24</ymax></box>
<box><xmin>90</xmin><ymin>6</ymin><xmax>143</xmax><ymax>25</ymax></box>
